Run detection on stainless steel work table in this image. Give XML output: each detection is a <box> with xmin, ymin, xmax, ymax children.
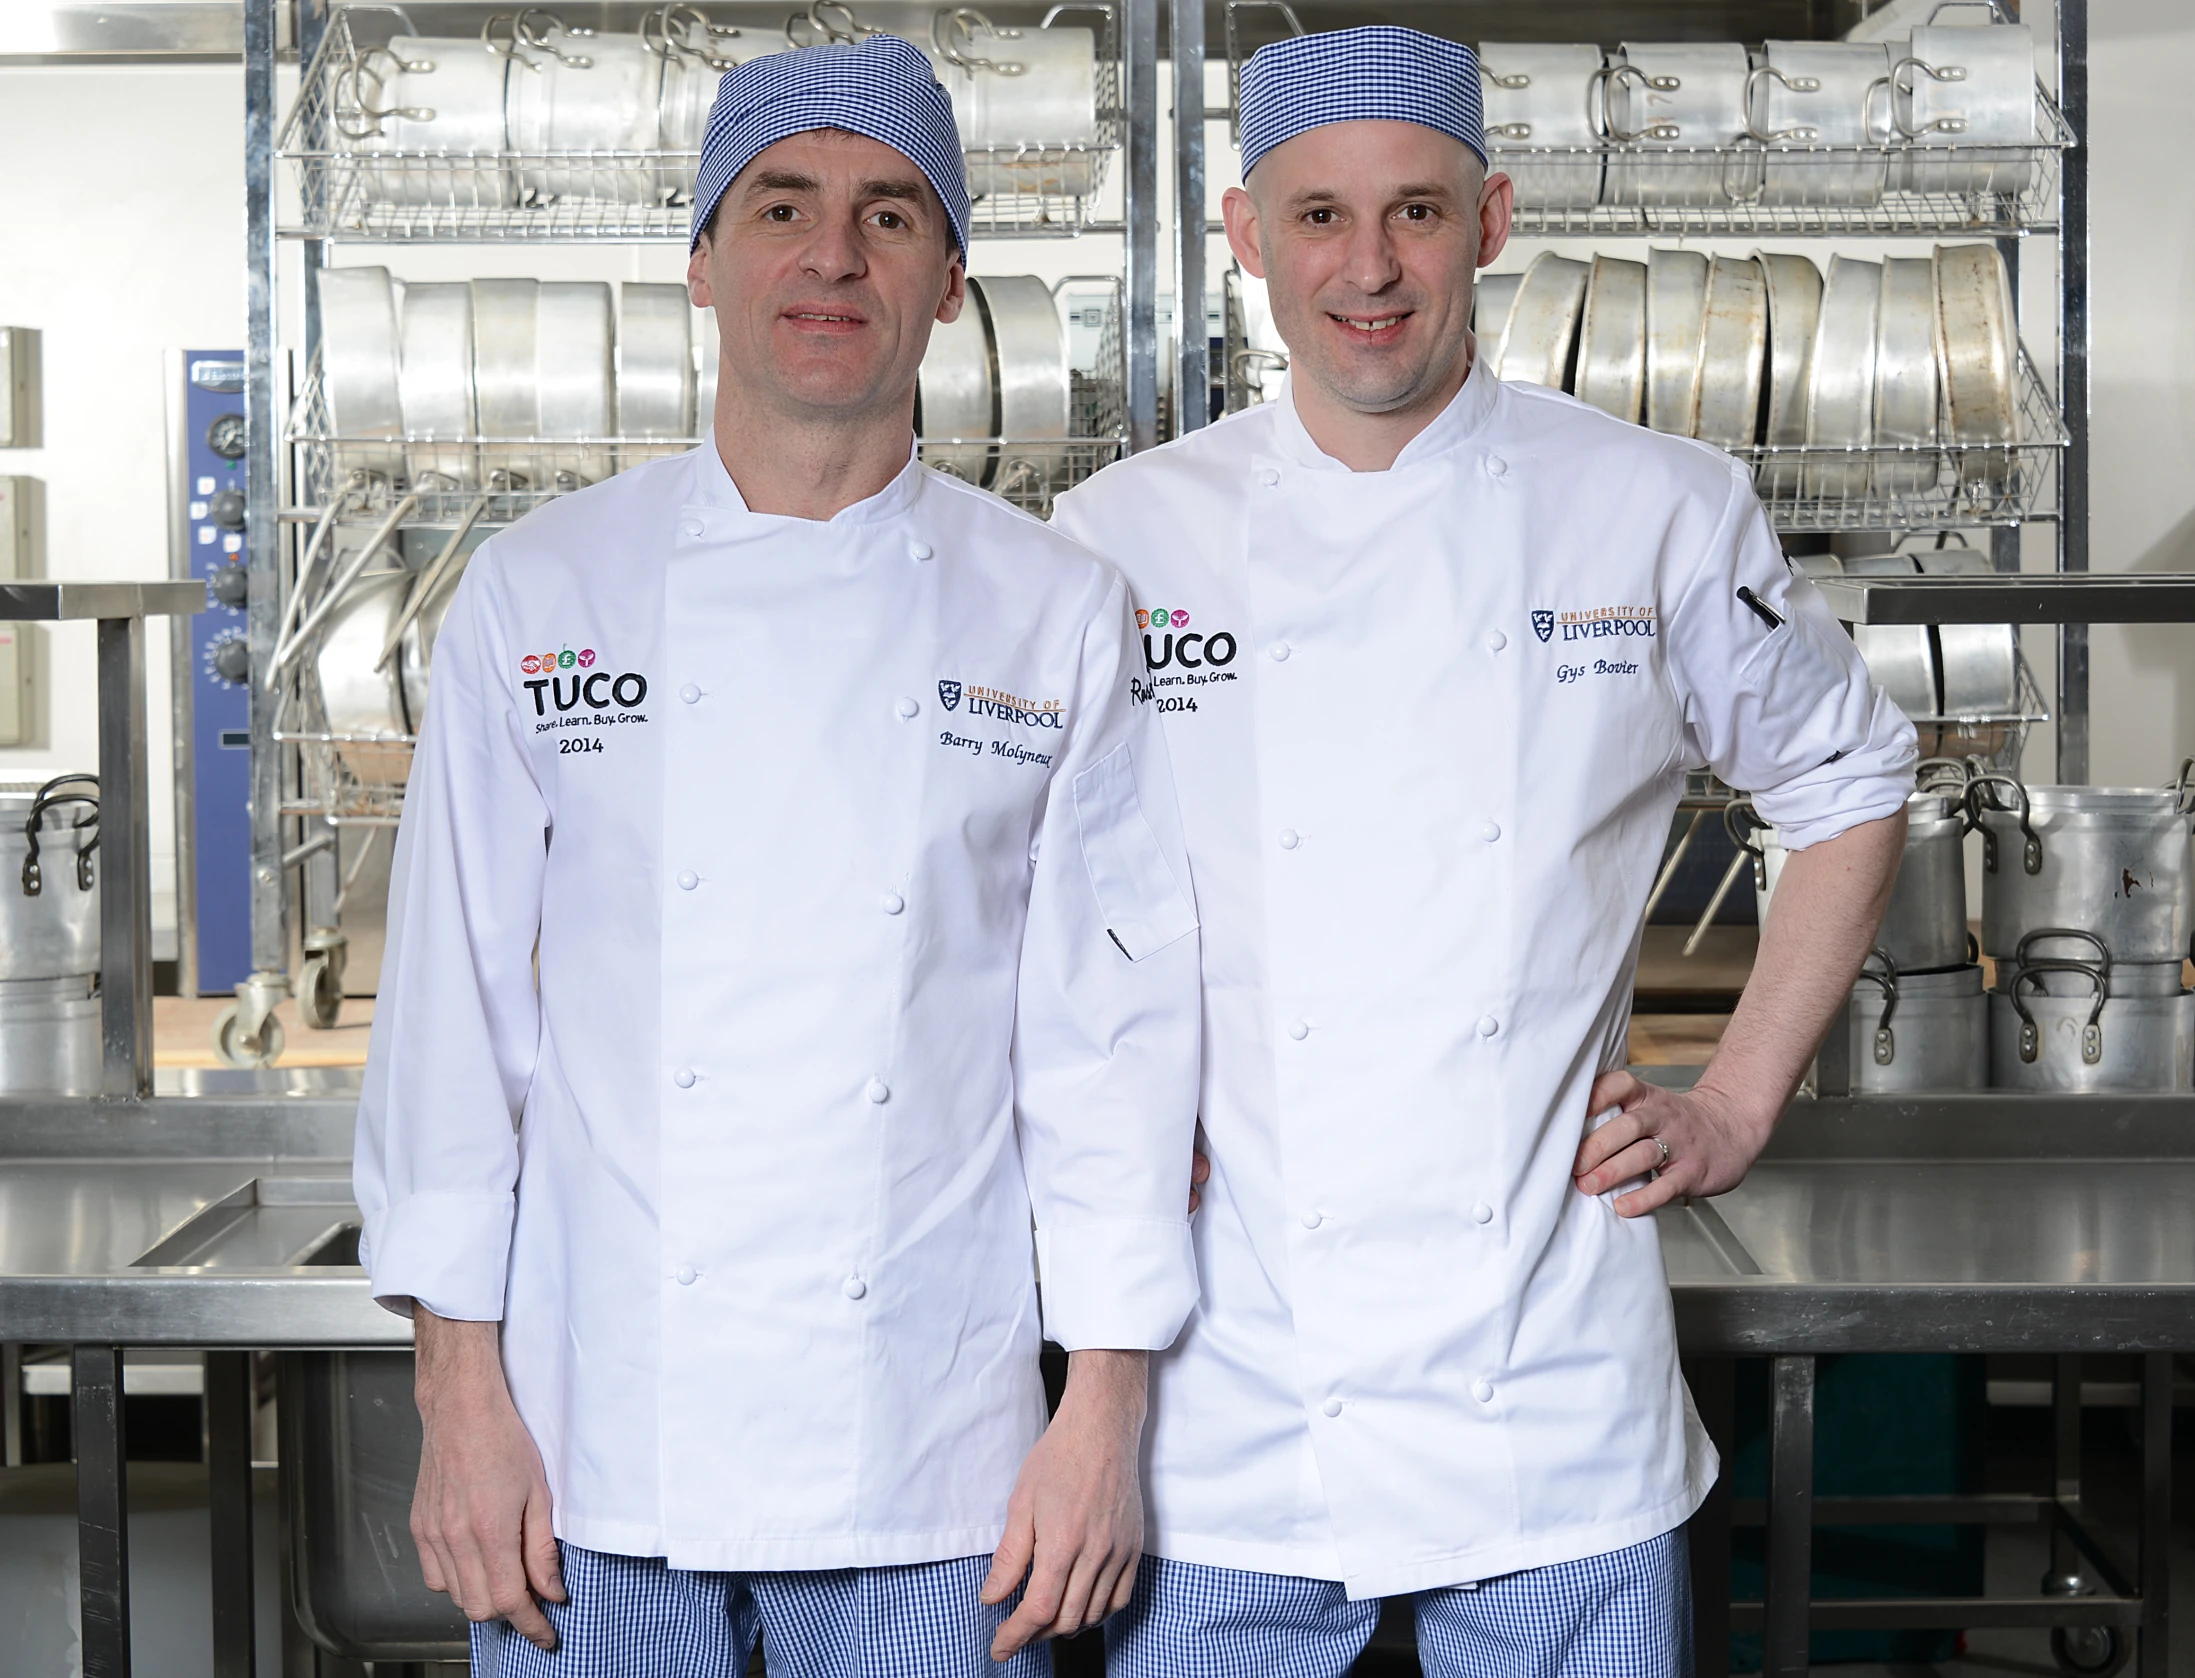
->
<box><xmin>6</xmin><ymin>1088</ymin><xmax>2191</xmax><ymax>1676</ymax></box>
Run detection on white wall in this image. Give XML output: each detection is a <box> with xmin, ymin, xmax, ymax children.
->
<box><xmin>0</xmin><ymin>63</ymin><xmax>249</xmax><ymax>951</ymax></box>
<box><xmin>2087</xmin><ymin>1</ymin><xmax>2195</xmax><ymax>786</ymax></box>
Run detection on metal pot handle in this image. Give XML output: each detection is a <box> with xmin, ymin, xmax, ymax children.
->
<box><xmin>1682</xmin><ymin>798</ymin><xmax>1766</xmax><ymax>959</ymax></box>
<box><xmin>332</xmin><ymin>47</ymin><xmax>438</xmax><ymax>138</ymax></box>
<box><xmin>2007</xmin><ymin>959</ymin><xmax>2108</xmax><ymax>1066</ymax></box>
<box><xmin>1593</xmin><ymin>63</ymin><xmax>1682</xmax><ymax>143</ymax></box>
<box><xmin>2171</xmin><ymin>756</ymin><xmax>2194</xmax><ymax>816</ymax></box>
<box><xmin>1967</xmin><ymin>772</ymin><xmax>2041</xmax><ymax>875</ymax></box>
<box><xmin>1887</xmin><ymin>54</ymin><xmax>1971</xmax><ymax>140</ymax></box>
<box><xmin>1744</xmin><ymin>64</ymin><xmax>1825</xmax><ymax>142</ymax></box>
<box><xmin>933</xmin><ymin>9</ymin><xmax>1028</xmax><ymax>76</ymax></box>
<box><xmin>642</xmin><ymin>3</ymin><xmax>742</xmax><ymax>66</ymax></box>
<box><xmin>786</xmin><ymin>0</ymin><xmax>878</xmax><ymax>48</ymax></box>
<box><xmin>2015</xmin><ymin>925</ymin><xmax>2112</xmax><ymax>983</ymax></box>
<box><xmin>20</xmin><ymin>772</ymin><xmax>99</xmax><ymax>899</ymax></box>
<box><xmin>486</xmin><ymin>9</ymin><xmax>597</xmax><ymax>70</ymax></box>
<box><xmin>1855</xmin><ymin>947</ymin><xmax>1899</xmax><ymax>1065</ymax></box>
<box><xmin>1915</xmin><ymin>755</ymin><xmax>1981</xmax><ymax>828</ymax></box>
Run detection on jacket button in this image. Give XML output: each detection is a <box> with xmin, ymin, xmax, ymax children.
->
<box><xmin>1472</xmin><ymin>1379</ymin><xmax>1495</xmax><ymax>1404</ymax></box>
<box><xmin>675</xmin><ymin>1265</ymin><xmax>697</xmax><ymax>1286</ymax></box>
<box><xmin>680</xmin><ymin>518</ymin><xmax>705</xmax><ymax>537</ymax></box>
<box><xmin>1486</xmin><ymin>456</ymin><xmax>1508</xmax><ymax>478</ymax></box>
<box><xmin>896</xmin><ymin>696</ymin><xmax>919</xmax><ymax>719</ymax></box>
<box><xmin>1278</xmin><ymin>829</ymin><xmax>1300</xmax><ymax>850</ymax></box>
<box><xmin>1300</xmin><ymin>1209</ymin><xmax>1323</xmax><ymax>1229</ymax></box>
<box><xmin>881</xmin><ymin>891</ymin><xmax>905</xmax><ymax>915</ymax></box>
<box><xmin>1320</xmin><ymin>1397</ymin><xmax>1343</xmax><ymax>1417</ymax></box>
<box><xmin>1258</xmin><ymin>468</ymin><xmax>1280</xmax><ymax>488</ymax></box>
<box><xmin>673</xmin><ymin>1067</ymin><xmax>696</xmax><ymax>1088</ymax></box>
<box><xmin>1287</xmin><ymin>1020</ymin><xmax>1309</xmax><ymax>1041</ymax></box>
<box><xmin>677</xmin><ymin>870</ymin><xmax>699</xmax><ymax>891</ymax></box>
<box><xmin>1471</xmin><ymin>1201</ymin><xmax>1494</xmax><ymax>1224</ymax></box>
<box><xmin>679</xmin><ymin>683</ymin><xmax>702</xmax><ymax>704</ymax></box>
<box><xmin>1269</xmin><ymin>643</ymin><xmax>1291</xmax><ymax>662</ymax></box>
<box><xmin>1485</xmin><ymin>631</ymin><xmax>1507</xmax><ymax>653</ymax></box>
<box><xmin>842</xmin><ymin>1275</ymin><xmax>868</xmax><ymax>1299</ymax></box>
<box><xmin>866</xmin><ymin>1078</ymin><xmax>890</xmax><ymax>1104</ymax></box>
<box><xmin>1479</xmin><ymin>820</ymin><xmax>1501</xmax><ymax>843</ymax></box>
<box><xmin>1476</xmin><ymin>1015</ymin><xmax>1500</xmax><ymax>1038</ymax></box>
<box><xmin>908</xmin><ymin>540</ymin><xmax>933</xmax><ymax>562</ymax></box>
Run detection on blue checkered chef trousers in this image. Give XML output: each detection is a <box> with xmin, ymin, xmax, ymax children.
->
<box><xmin>471</xmin><ymin>1543</ymin><xmax>1055</xmax><ymax>1678</ymax></box>
<box><xmin>1106</xmin><ymin>1528</ymin><xmax>1691</xmax><ymax>1678</ymax></box>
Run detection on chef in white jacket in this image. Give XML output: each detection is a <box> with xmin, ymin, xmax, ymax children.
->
<box><xmin>354</xmin><ymin>37</ymin><xmax>1202</xmax><ymax>1676</ymax></box>
<box><xmin>1050</xmin><ymin>27</ymin><xmax>1914</xmax><ymax>1676</ymax></box>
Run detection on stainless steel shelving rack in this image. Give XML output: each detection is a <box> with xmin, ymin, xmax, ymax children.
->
<box><xmin>238</xmin><ymin>0</ymin><xmax>1166</xmax><ymax>1055</ymax></box>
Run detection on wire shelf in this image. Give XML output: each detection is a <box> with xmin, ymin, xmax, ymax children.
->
<box><xmin>288</xmin><ymin>282</ymin><xmax>1124</xmax><ymax>522</ymax></box>
<box><xmin>1217</xmin><ymin>0</ymin><xmax>2072</xmax><ymax>239</ymax></box>
<box><xmin>1742</xmin><ymin>346</ymin><xmax>2063</xmax><ymax>533</ymax></box>
<box><xmin>275</xmin><ymin>735</ymin><xmax>412</xmax><ymax>827</ymax></box>
<box><xmin>1492</xmin><ymin>87</ymin><xmax>2071</xmax><ymax>238</ymax></box>
<box><xmin>279</xmin><ymin>7</ymin><xmax>1123</xmax><ymax>242</ymax></box>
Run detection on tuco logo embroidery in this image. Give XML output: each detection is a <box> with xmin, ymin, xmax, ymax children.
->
<box><xmin>1530</xmin><ymin>611</ymin><xmax>1555</xmax><ymax>644</ymax></box>
<box><xmin>938</xmin><ymin>680</ymin><xmax>962</xmax><ymax>712</ymax></box>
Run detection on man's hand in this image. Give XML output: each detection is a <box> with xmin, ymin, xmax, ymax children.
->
<box><xmin>981</xmin><ymin>1348</ymin><xmax>1148</xmax><ymax>1661</ymax></box>
<box><xmin>1575</xmin><ymin>807</ymin><xmax>1907</xmax><ymax>1218</ymax></box>
<box><xmin>411</xmin><ymin>1308</ymin><xmax>566</xmax><ymax>1651</ymax></box>
<box><xmin>1188</xmin><ymin>1148</ymin><xmax>1210</xmax><ymax>1214</ymax></box>
<box><xmin>1572</xmin><ymin>1071</ymin><xmax>1776</xmax><ymax>1216</ymax></box>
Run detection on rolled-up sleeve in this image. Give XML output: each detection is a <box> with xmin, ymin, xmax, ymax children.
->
<box><xmin>1014</xmin><ymin>568</ymin><xmax>1202</xmax><ymax>1351</ymax></box>
<box><xmin>1667</xmin><ymin>469</ymin><xmax>1917</xmax><ymax>849</ymax></box>
<box><xmin>353</xmin><ymin>547</ymin><xmax>548</xmax><ymax>1320</ymax></box>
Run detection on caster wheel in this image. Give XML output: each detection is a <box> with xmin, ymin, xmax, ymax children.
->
<box><xmin>213</xmin><ymin>1006</ymin><xmax>285</xmax><ymax>1069</ymax></box>
<box><xmin>2052</xmin><ymin>1625</ymin><xmax>2129</xmax><ymax>1678</ymax></box>
<box><xmin>299</xmin><ymin>954</ymin><xmax>343</xmax><ymax>1030</ymax></box>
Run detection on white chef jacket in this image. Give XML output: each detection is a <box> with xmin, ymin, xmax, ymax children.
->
<box><xmin>355</xmin><ymin>440</ymin><xmax>1203</xmax><ymax>1571</ymax></box>
<box><xmin>1050</xmin><ymin>363</ymin><xmax>1915</xmax><ymax>1596</ymax></box>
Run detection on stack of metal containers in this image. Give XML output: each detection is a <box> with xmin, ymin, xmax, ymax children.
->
<box><xmin>0</xmin><ymin>775</ymin><xmax>100</xmax><ymax>1095</ymax></box>
<box><xmin>1974</xmin><ymin>763</ymin><xmax>2195</xmax><ymax>1092</ymax></box>
<box><xmin>1746</xmin><ymin>758</ymin><xmax>2195</xmax><ymax>1094</ymax></box>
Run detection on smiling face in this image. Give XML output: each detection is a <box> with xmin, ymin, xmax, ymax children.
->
<box><xmin>1225</xmin><ymin>119</ymin><xmax>1511</xmax><ymax>424</ymax></box>
<box><xmin>687</xmin><ymin>127</ymin><xmax>966</xmax><ymax>430</ymax></box>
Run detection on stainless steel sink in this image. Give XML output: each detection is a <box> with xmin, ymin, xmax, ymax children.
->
<box><xmin>130</xmin><ymin>1175</ymin><xmax>358</xmax><ymax>1270</ymax></box>
<box><xmin>280</xmin><ymin>1349</ymin><xmax>467</xmax><ymax>1661</ymax></box>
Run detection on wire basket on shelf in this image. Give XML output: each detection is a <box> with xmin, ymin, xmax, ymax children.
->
<box><xmin>288</xmin><ymin>279</ymin><xmax>1125</xmax><ymax>526</ymax></box>
<box><xmin>279</xmin><ymin>4</ymin><xmax>1124</xmax><ymax>242</ymax></box>
<box><xmin>1745</xmin><ymin>345</ymin><xmax>2064</xmax><ymax>533</ymax></box>
<box><xmin>1219</xmin><ymin>0</ymin><xmax>2072</xmax><ymax>240</ymax></box>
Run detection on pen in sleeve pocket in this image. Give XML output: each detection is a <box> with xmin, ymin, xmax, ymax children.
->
<box><xmin>1735</xmin><ymin>586</ymin><xmax>1785</xmax><ymax>629</ymax></box>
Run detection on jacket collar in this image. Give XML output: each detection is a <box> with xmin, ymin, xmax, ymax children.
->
<box><xmin>683</xmin><ymin>431</ymin><xmax>927</xmax><ymax>527</ymax></box>
<box><xmin>1268</xmin><ymin>335</ymin><xmax>1499</xmax><ymax>473</ymax></box>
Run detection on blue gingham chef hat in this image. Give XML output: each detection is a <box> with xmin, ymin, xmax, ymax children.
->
<box><xmin>1237</xmin><ymin>26</ymin><xmax>1488</xmax><ymax>179</ymax></box>
<box><xmin>690</xmin><ymin>35</ymin><xmax>972</xmax><ymax>260</ymax></box>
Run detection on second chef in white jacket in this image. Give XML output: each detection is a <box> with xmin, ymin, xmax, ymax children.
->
<box><xmin>1053</xmin><ymin>27</ymin><xmax>1915</xmax><ymax>1676</ymax></box>
<box><xmin>354</xmin><ymin>37</ymin><xmax>1201</xmax><ymax>1675</ymax></box>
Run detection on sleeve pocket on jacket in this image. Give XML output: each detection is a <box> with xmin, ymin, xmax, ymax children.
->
<box><xmin>1072</xmin><ymin>743</ymin><xmax>1198</xmax><ymax>962</ymax></box>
